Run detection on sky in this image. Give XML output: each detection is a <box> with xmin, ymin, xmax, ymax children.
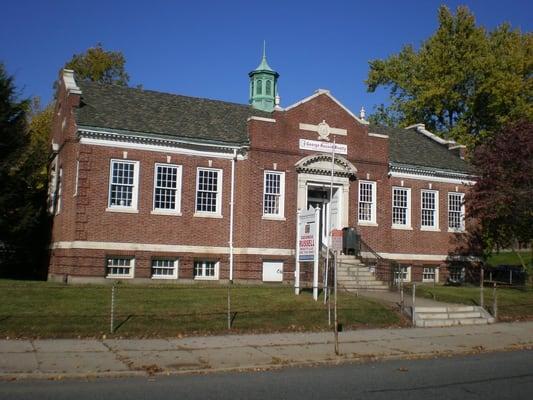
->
<box><xmin>1</xmin><ymin>0</ymin><xmax>531</xmax><ymax>115</ymax></box>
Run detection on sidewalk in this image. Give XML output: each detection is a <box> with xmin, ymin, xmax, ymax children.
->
<box><xmin>1</xmin><ymin>322</ymin><xmax>532</xmax><ymax>380</ymax></box>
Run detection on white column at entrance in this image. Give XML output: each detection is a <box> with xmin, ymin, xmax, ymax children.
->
<box><xmin>313</xmin><ymin>206</ymin><xmax>320</xmax><ymax>301</ymax></box>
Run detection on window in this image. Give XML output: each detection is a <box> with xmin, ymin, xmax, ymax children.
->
<box><xmin>47</xmin><ymin>158</ymin><xmax>58</xmax><ymax>214</ymax></box>
<box><xmin>195</xmin><ymin>168</ymin><xmax>222</xmax><ymax>215</ymax></box>
<box><xmin>73</xmin><ymin>160</ymin><xmax>79</xmax><ymax>197</ymax></box>
<box><xmin>194</xmin><ymin>260</ymin><xmax>219</xmax><ymax>280</ymax></box>
<box><xmin>153</xmin><ymin>164</ymin><xmax>181</xmax><ymax>213</ymax></box>
<box><xmin>392</xmin><ymin>187</ymin><xmax>411</xmax><ymax>228</ymax></box>
<box><xmin>256</xmin><ymin>79</ymin><xmax>262</xmax><ymax>95</ymax></box>
<box><xmin>151</xmin><ymin>259</ymin><xmax>178</xmax><ymax>279</ymax></box>
<box><xmin>448</xmin><ymin>266</ymin><xmax>465</xmax><ymax>283</ymax></box>
<box><xmin>358</xmin><ymin>181</ymin><xmax>377</xmax><ymax>224</ymax></box>
<box><xmin>108</xmin><ymin>160</ymin><xmax>139</xmax><ymax>211</ymax></box>
<box><xmin>263</xmin><ymin>171</ymin><xmax>285</xmax><ymax>218</ymax></box>
<box><xmin>394</xmin><ymin>265</ymin><xmax>411</xmax><ymax>283</ymax></box>
<box><xmin>448</xmin><ymin>192</ymin><xmax>465</xmax><ymax>231</ymax></box>
<box><xmin>423</xmin><ymin>267</ymin><xmax>439</xmax><ymax>282</ymax></box>
<box><xmin>421</xmin><ymin>190</ymin><xmax>438</xmax><ymax>229</ymax></box>
<box><xmin>106</xmin><ymin>258</ymin><xmax>134</xmax><ymax>278</ymax></box>
<box><xmin>266</xmin><ymin>80</ymin><xmax>272</xmax><ymax>95</ymax></box>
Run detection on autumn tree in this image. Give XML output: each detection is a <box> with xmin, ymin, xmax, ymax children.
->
<box><xmin>63</xmin><ymin>43</ymin><xmax>129</xmax><ymax>86</ymax></box>
<box><xmin>465</xmin><ymin>120</ymin><xmax>533</xmax><ymax>270</ymax></box>
<box><xmin>366</xmin><ymin>6</ymin><xmax>532</xmax><ymax>147</ymax></box>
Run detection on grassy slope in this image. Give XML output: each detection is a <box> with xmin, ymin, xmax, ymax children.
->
<box><xmin>486</xmin><ymin>251</ymin><xmax>532</xmax><ymax>267</ymax></box>
<box><xmin>0</xmin><ymin>280</ymin><xmax>403</xmax><ymax>338</ymax></box>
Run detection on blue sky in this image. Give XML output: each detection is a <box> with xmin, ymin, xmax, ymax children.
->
<box><xmin>1</xmin><ymin>0</ymin><xmax>531</xmax><ymax>115</ymax></box>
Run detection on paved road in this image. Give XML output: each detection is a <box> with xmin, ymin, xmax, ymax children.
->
<box><xmin>1</xmin><ymin>350</ymin><xmax>531</xmax><ymax>399</ymax></box>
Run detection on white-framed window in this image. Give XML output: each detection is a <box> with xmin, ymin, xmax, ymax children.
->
<box><xmin>422</xmin><ymin>267</ymin><xmax>439</xmax><ymax>282</ymax></box>
<box><xmin>73</xmin><ymin>160</ymin><xmax>79</xmax><ymax>197</ymax></box>
<box><xmin>193</xmin><ymin>260</ymin><xmax>219</xmax><ymax>280</ymax></box>
<box><xmin>263</xmin><ymin>171</ymin><xmax>285</xmax><ymax>218</ymax></box>
<box><xmin>448</xmin><ymin>266</ymin><xmax>465</xmax><ymax>282</ymax></box>
<box><xmin>153</xmin><ymin>163</ymin><xmax>182</xmax><ymax>213</ymax></box>
<box><xmin>47</xmin><ymin>157</ymin><xmax>59</xmax><ymax>214</ymax></box>
<box><xmin>195</xmin><ymin>168</ymin><xmax>222</xmax><ymax>216</ymax></box>
<box><xmin>151</xmin><ymin>259</ymin><xmax>178</xmax><ymax>279</ymax></box>
<box><xmin>358</xmin><ymin>181</ymin><xmax>377</xmax><ymax>224</ymax></box>
<box><xmin>392</xmin><ymin>187</ymin><xmax>411</xmax><ymax>228</ymax></box>
<box><xmin>108</xmin><ymin>160</ymin><xmax>140</xmax><ymax>211</ymax></box>
<box><xmin>394</xmin><ymin>265</ymin><xmax>411</xmax><ymax>283</ymax></box>
<box><xmin>421</xmin><ymin>190</ymin><xmax>439</xmax><ymax>230</ymax></box>
<box><xmin>448</xmin><ymin>192</ymin><xmax>465</xmax><ymax>231</ymax></box>
<box><xmin>106</xmin><ymin>257</ymin><xmax>134</xmax><ymax>279</ymax></box>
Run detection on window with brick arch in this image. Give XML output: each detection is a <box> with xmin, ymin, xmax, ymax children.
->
<box><xmin>153</xmin><ymin>164</ymin><xmax>181</xmax><ymax>213</ymax></box>
<box><xmin>195</xmin><ymin>168</ymin><xmax>222</xmax><ymax>215</ymax></box>
<box><xmin>108</xmin><ymin>160</ymin><xmax>139</xmax><ymax>210</ymax></box>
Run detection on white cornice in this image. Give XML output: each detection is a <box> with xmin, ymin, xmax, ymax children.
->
<box><xmin>247</xmin><ymin>116</ymin><xmax>276</xmax><ymax>123</ymax></box>
<box><xmin>62</xmin><ymin>69</ymin><xmax>81</xmax><ymax>95</ymax></box>
<box><xmin>389</xmin><ymin>170</ymin><xmax>476</xmax><ymax>185</ymax></box>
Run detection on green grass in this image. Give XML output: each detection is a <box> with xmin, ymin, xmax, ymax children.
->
<box><xmin>414</xmin><ymin>285</ymin><xmax>533</xmax><ymax>321</ymax></box>
<box><xmin>486</xmin><ymin>251</ymin><xmax>532</xmax><ymax>267</ymax></box>
<box><xmin>0</xmin><ymin>280</ymin><xmax>403</xmax><ymax>338</ymax></box>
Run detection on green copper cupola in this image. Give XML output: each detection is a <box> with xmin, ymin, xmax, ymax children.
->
<box><xmin>249</xmin><ymin>42</ymin><xmax>279</xmax><ymax>112</ymax></box>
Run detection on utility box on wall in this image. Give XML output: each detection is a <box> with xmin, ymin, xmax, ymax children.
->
<box><xmin>262</xmin><ymin>261</ymin><xmax>283</xmax><ymax>282</ymax></box>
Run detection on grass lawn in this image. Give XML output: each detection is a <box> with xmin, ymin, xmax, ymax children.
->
<box><xmin>486</xmin><ymin>251</ymin><xmax>532</xmax><ymax>267</ymax></box>
<box><xmin>414</xmin><ymin>285</ymin><xmax>533</xmax><ymax>321</ymax></box>
<box><xmin>0</xmin><ymin>280</ymin><xmax>404</xmax><ymax>338</ymax></box>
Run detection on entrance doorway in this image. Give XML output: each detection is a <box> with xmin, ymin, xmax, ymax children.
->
<box><xmin>306</xmin><ymin>184</ymin><xmax>341</xmax><ymax>245</ymax></box>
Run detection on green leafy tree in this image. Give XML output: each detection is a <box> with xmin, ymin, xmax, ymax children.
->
<box><xmin>366</xmin><ymin>6</ymin><xmax>532</xmax><ymax>147</ymax></box>
<box><xmin>63</xmin><ymin>43</ymin><xmax>129</xmax><ymax>85</ymax></box>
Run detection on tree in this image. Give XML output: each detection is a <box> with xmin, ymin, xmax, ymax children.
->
<box><xmin>366</xmin><ymin>6</ymin><xmax>532</xmax><ymax>147</ymax></box>
<box><xmin>465</xmin><ymin>120</ymin><xmax>533</xmax><ymax>270</ymax></box>
<box><xmin>63</xmin><ymin>43</ymin><xmax>129</xmax><ymax>86</ymax></box>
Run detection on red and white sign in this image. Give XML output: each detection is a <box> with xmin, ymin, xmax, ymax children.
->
<box><xmin>299</xmin><ymin>139</ymin><xmax>347</xmax><ymax>155</ymax></box>
<box><xmin>298</xmin><ymin>207</ymin><xmax>318</xmax><ymax>262</ymax></box>
<box><xmin>330</xmin><ymin>229</ymin><xmax>343</xmax><ymax>252</ymax></box>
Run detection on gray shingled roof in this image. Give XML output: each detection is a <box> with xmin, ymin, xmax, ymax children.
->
<box><xmin>76</xmin><ymin>81</ymin><xmax>270</xmax><ymax>145</ymax></box>
<box><xmin>370</xmin><ymin>124</ymin><xmax>472</xmax><ymax>174</ymax></box>
<box><xmin>75</xmin><ymin>83</ymin><xmax>471</xmax><ymax>174</ymax></box>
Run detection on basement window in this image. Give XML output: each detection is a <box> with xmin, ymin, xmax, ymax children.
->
<box><xmin>106</xmin><ymin>258</ymin><xmax>134</xmax><ymax>279</ymax></box>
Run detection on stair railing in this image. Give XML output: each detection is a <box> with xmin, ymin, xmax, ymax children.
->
<box><xmin>357</xmin><ymin>236</ymin><xmax>398</xmax><ymax>289</ymax></box>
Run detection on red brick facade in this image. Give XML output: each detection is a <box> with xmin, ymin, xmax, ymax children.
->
<box><xmin>48</xmin><ymin>76</ymin><xmax>472</xmax><ymax>285</ymax></box>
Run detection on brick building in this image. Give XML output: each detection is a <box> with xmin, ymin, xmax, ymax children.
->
<box><xmin>48</xmin><ymin>52</ymin><xmax>474</xmax><ymax>285</ymax></box>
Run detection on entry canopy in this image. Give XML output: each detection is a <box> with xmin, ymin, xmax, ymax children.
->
<box><xmin>295</xmin><ymin>154</ymin><xmax>357</xmax><ymax>178</ymax></box>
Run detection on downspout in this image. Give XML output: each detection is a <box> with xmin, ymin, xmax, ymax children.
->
<box><xmin>229</xmin><ymin>149</ymin><xmax>237</xmax><ymax>282</ymax></box>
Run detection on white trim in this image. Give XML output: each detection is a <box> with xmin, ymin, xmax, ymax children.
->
<box><xmin>151</xmin><ymin>210</ymin><xmax>182</xmax><ymax>216</ymax></box>
<box><xmin>361</xmin><ymin>251</ymin><xmax>448</xmax><ymax>261</ymax></box>
<box><xmin>195</xmin><ymin>167</ymin><xmax>222</xmax><ymax>215</ymax></box>
<box><xmin>73</xmin><ymin>160</ymin><xmax>79</xmax><ymax>197</ymax></box>
<box><xmin>420</xmin><ymin>189</ymin><xmax>439</xmax><ymax>230</ymax></box>
<box><xmin>392</xmin><ymin>186</ymin><xmax>411</xmax><ymax>229</ymax></box>
<box><xmin>50</xmin><ymin>241</ymin><xmax>294</xmax><ymax>256</ymax></box>
<box><xmin>389</xmin><ymin>170</ymin><xmax>476</xmax><ymax>185</ymax></box>
<box><xmin>263</xmin><ymin>170</ymin><xmax>285</xmax><ymax>218</ymax></box>
<box><xmin>422</xmin><ymin>266</ymin><xmax>439</xmax><ymax>283</ymax></box>
<box><xmin>193</xmin><ymin>260</ymin><xmax>219</xmax><ymax>280</ymax></box>
<box><xmin>247</xmin><ymin>116</ymin><xmax>276</xmax><ymax>123</ymax></box>
<box><xmin>405</xmin><ymin>123</ymin><xmax>456</xmax><ymax>146</ymax></box>
<box><xmin>107</xmin><ymin>159</ymin><xmax>140</xmax><ymax>212</ymax></box>
<box><xmin>153</xmin><ymin>163</ymin><xmax>182</xmax><ymax>214</ymax></box>
<box><xmin>358</xmin><ymin>180</ymin><xmax>377</xmax><ymax>225</ymax></box>
<box><xmin>105</xmin><ymin>207</ymin><xmax>139</xmax><ymax>214</ymax></box>
<box><xmin>299</xmin><ymin>123</ymin><xmax>347</xmax><ymax>136</ymax></box>
<box><xmin>62</xmin><ymin>69</ymin><xmax>81</xmax><ymax>95</ymax></box>
<box><xmin>106</xmin><ymin>257</ymin><xmax>134</xmax><ymax>279</ymax></box>
<box><xmin>79</xmin><ymin>137</ymin><xmax>246</xmax><ymax>161</ymax></box>
<box><xmin>151</xmin><ymin>259</ymin><xmax>178</xmax><ymax>280</ymax></box>
<box><xmin>368</xmin><ymin>132</ymin><xmax>389</xmax><ymax>139</ymax></box>
<box><xmin>284</xmin><ymin>90</ymin><xmax>368</xmax><ymax>125</ymax></box>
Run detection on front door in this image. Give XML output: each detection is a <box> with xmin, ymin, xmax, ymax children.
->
<box><xmin>307</xmin><ymin>184</ymin><xmax>341</xmax><ymax>245</ymax></box>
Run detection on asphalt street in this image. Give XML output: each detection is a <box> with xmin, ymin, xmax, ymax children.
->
<box><xmin>1</xmin><ymin>350</ymin><xmax>531</xmax><ymax>400</ymax></box>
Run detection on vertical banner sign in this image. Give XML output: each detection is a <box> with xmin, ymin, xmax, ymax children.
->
<box><xmin>298</xmin><ymin>207</ymin><xmax>317</xmax><ymax>262</ymax></box>
<box><xmin>331</xmin><ymin>229</ymin><xmax>343</xmax><ymax>252</ymax></box>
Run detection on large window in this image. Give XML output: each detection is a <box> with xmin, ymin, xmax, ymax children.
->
<box><xmin>421</xmin><ymin>190</ymin><xmax>438</xmax><ymax>229</ymax></box>
<box><xmin>448</xmin><ymin>192</ymin><xmax>465</xmax><ymax>231</ymax></box>
<box><xmin>423</xmin><ymin>267</ymin><xmax>439</xmax><ymax>282</ymax></box>
<box><xmin>194</xmin><ymin>260</ymin><xmax>219</xmax><ymax>280</ymax></box>
<box><xmin>358</xmin><ymin>181</ymin><xmax>377</xmax><ymax>224</ymax></box>
<box><xmin>263</xmin><ymin>171</ymin><xmax>285</xmax><ymax>218</ymax></box>
<box><xmin>392</xmin><ymin>187</ymin><xmax>411</xmax><ymax>228</ymax></box>
<box><xmin>153</xmin><ymin>164</ymin><xmax>181</xmax><ymax>213</ymax></box>
<box><xmin>195</xmin><ymin>168</ymin><xmax>222</xmax><ymax>215</ymax></box>
<box><xmin>394</xmin><ymin>265</ymin><xmax>411</xmax><ymax>283</ymax></box>
<box><xmin>108</xmin><ymin>160</ymin><xmax>139</xmax><ymax>211</ymax></box>
<box><xmin>151</xmin><ymin>259</ymin><xmax>178</xmax><ymax>279</ymax></box>
<box><xmin>106</xmin><ymin>258</ymin><xmax>134</xmax><ymax>279</ymax></box>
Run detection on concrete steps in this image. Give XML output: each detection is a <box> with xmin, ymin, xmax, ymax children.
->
<box><xmin>413</xmin><ymin>305</ymin><xmax>495</xmax><ymax>327</ymax></box>
<box><xmin>336</xmin><ymin>257</ymin><xmax>389</xmax><ymax>291</ymax></box>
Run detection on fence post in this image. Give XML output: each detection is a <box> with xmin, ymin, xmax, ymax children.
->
<box><xmin>412</xmin><ymin>283</ymin><xmax>416</xmax><ymax>326</ymax></box>
<box><xmin>510</xmin><ymin>270</ymin><xmax>513</xmax><ymax>285</ymax></box>
<box><xmin>493</xmin><ymin>282</ymin><xmax>498</xmax><ymax>320</ymax></box>
<box><xmin>110</xmin><ymin>282</ymin><xmax>116</xmax><ymax>334</ymax></box>
<box><xmin>400</xmin><ymin>270</ymin><xmax>404</xmax><ymax>314</ymax></box>
<box><xmin>227</xmin><ymin>284</ymin><xmax>231</xmax><ymax>330</ymax></box>
<box><xmin>480</xmin><ymin>267</ymin><xmax>484</xmax><ymax>308</ymax></box>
